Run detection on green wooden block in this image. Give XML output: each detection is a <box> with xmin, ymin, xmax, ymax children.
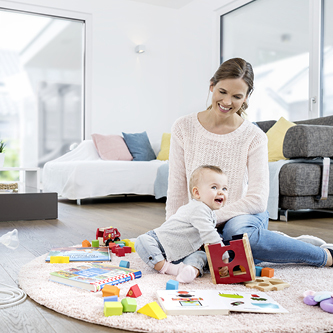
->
<box><xmin>91</xmin><ymin>239</ymin><xmax>100</xmax><ymax>247</ymax></box>
<box><xmin>104</xmin><ymin>301</ymin><xmax>123</xmax><ymax>316</ymax></box>
<box><xmin>114</xmin><ymin>241</ymin><xmax>126</xmax><ymax>246</ymax></box>
<box><xmin>121</xmin><ymin>298</ymin><xmax>137</xmax><ymax>312</ymax></box>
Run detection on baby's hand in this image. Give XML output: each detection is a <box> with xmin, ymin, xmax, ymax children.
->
<box><xmin>219</xmin><ymin>266</ymin><xmax>229</xmax><ymax>277</ymax></box>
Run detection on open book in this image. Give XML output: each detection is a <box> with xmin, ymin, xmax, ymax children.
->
<box><xmin>156</xmin><ymin>289</ymin><xmax>288</xmax><ymax>315</ymax></box>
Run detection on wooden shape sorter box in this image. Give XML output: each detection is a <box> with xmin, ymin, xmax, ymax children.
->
<box><xmin>205</xmin><ymin>233</ymin><xmax>256</xmax><ymax>284</ymax></box>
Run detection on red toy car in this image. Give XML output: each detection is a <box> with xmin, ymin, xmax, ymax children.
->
<box><xmin>96</xmin><ymin>227</ymin><xmax>121</xmax><ymax>246</ymax></box>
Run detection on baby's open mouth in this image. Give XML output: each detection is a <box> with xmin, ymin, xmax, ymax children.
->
<box><xmin>215</xmin><ymin>198</ymin><xmax>223</xmax><ymax>204</ymax></box>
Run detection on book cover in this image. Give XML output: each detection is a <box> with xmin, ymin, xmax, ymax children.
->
<box><xmin>45</xmin><ymin>247</ymin><xmax>111</xmax><ymax>262</ymax></box>
<box><xmin>49</xmin><ymin>263</ymin><xmax>142</xmax><ymax>292</ymax></box>
<box><xmin>156</xmin><ymin>289</ymin><xmax>288</xmax><ymax>315</ymax></box>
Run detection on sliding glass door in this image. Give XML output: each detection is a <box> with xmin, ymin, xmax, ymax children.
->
<box><xmin>0</xmin><ymin>9</ymin><xmax>84</xmax><ymax>174</ymax></box>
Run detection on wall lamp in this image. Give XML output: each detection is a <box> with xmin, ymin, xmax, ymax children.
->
<box><xmin>135</xmin><ymin>45</ymin><xmax>146</xmax><ymax>54</ymax></box>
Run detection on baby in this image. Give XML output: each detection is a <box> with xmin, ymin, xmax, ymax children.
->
<box><xmin>135</xmin><ymin>165</ymin><xmax>229</xmax><ymax>283</ymax></box>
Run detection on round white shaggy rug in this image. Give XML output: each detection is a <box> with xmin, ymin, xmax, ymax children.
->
<box><xmin>19</xmin><ymin>251</ymin><xmax>333</xmax><ymax>333</ymax></box>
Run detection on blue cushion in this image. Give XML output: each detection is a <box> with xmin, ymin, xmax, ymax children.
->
<box><xmin>122</xmin><ymin>131</ymin><xmax>156</xmax><ymax>161</ymax></box>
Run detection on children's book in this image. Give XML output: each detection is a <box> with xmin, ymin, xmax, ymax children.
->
<box><xmin>156</xmin><ymin>289</ymin><xmax>288</xmax><ymax>315</ymax></box>
<box><xmin>45</xmin><ymin>247</ymin><xmax>111</xmax><ymax>262</ymax></box>
<box><xmin>49</xmin><ymin>263</ymin><xmax>142</xmax><ymax>292</ymax></box>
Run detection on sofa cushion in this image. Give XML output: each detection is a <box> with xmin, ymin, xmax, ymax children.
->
<box><xmin>266</xmin><ymin>117</ymin><xmax>296</xmax><ymax>162</ymax></box>
<box><xmin>283</xmin><ymin>125</ymin><xmax>333</xmax><ymax>158</ymax></box>
<box><xmin>91</xmin><ymin>134</ymin><xmax>133</xmax><ymax>161</ymax></box>
<box><xmin>156</xmin><ymin>133</ymin><xmax>171</xmax><ymax>161</ymax></box>
<box><xmin>122</xmin><ymin>131</ymin><xmax>156</xmax><ymax>161</ymax></box>
<box><xmin>280</xmin><ymin>195</ymin><xmax>333</xmax><ymax>211</ymax></box>
<box><xmin>279</xmin><ymin>163</ymin><xmax>333</xmax><ymax>196</ymax></box>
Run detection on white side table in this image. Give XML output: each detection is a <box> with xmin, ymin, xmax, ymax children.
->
<box><xmin>0</xmin><ymin>167</ymin><xmax>40</xmax><ymax>190</ymax></box>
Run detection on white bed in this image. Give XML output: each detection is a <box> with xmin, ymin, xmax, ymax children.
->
<box><xmin>42</xmin><ymin>140</ymin><xmax>167</xmax><ymax>201</ymax></box>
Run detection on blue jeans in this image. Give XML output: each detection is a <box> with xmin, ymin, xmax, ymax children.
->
<box><xmin>220</xmin><ymin>211</ymin><xmax>327</xmax><ymax>267</ymax></box>
<box><xmin>135</xmin><ymin>230</ymin><xmax>207</xmax><ymax>276</ymax></box>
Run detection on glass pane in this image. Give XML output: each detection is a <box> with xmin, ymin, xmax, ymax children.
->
<box><xmin>221</xmin><ymin>0</ymin><xmax>310</xmax><ymax>122</ymax></box>
<box><xmin>323</xmin><ymin>0</ymin><xmax>333</xmax><ymax>117</ymax></box>
<box><xmin>0</xmin><ymin>9</ymin><xmax>84</xmax><ymax>173</ymax></box>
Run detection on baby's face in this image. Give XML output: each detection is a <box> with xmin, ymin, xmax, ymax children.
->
<box><xmin>194</xmin><ymin>170</ymin><xmax>228</xmax><ymax>210</ymax></box>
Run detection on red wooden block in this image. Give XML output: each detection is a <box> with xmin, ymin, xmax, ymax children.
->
<box><xmin>126</xmin><ymin>284</ymin><xmax>142</xmax><ymax>298</ymax></box>
<box><xmin>205</xmin><ymin>233</ymin><xmax>256</xmax><ymax>284</ymax></box>
<box><xmin>115</xmin><ymin>247</ymin><xmax>125</xmax><ymax>257</ymax></box>
<box><xmin>123</xmin><ymin>246</ymin><xmax>131</xmax><ymax>253</ymax></box>
<box><xmin>261</xmin><ymin>267</ymin><xmax>274</xmax><ymax>278</ymax></box>
<box><xmin>111</xmin><ymin>245</ymin><xmax>120</xmax><ymax>253</ymax></box>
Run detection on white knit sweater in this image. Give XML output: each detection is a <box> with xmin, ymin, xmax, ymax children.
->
<box><xmin>165</xmin><ymin>112</ymin><xmax>269</xmax><ymax>227</ymax></box>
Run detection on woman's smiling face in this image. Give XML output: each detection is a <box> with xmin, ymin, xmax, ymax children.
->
<box><xmin>210</xmin><ymin>78</ymin><xmax>249</xmax><ymax>118</ymax></box>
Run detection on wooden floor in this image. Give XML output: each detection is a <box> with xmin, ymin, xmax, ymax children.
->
<box><xmin>1</xmin><ymin>195</ymin><xmax>333</xmax><ymax>333</ymax></box>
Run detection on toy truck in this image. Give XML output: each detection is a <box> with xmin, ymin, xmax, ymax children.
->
<box><xmin>96</xmin><ymin>227</ymin><xmax>121</xmax><ymax>246</ymax></box>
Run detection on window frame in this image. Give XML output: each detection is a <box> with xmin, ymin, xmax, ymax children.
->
<box><xmin>0</xmin><ymin>0</ymin><xmax>92</xmax><ymax>139</ymax></box>
<box><xmin>214</xmin><ymin>0</ymin><xmax>324</xmax><ymax>119</ymax></box>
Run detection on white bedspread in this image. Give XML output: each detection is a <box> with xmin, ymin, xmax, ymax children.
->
<box><xmin>43</xmin><ymin>140</ymin><xmax>167</xmax><ymax>200</ymax></box>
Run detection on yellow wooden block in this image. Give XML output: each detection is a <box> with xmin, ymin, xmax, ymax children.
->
<box><xmin>50</xmin><ymin>256</ymin><xmax>70</xmax><ymax>263</ymax></box>
<box><xmin>121</xmin><ymin>239</ymin><xmax>131</xmax><ymax>246</ymax></box>
<box><xmin>137</xmin><ymin>301</ymin><xmax>167</xmax><ymax>320</ymax></box>
<box><xmin>129</xmin><ymin>241</ymin><xmax>136</xmax><ymax>253</ymax></box>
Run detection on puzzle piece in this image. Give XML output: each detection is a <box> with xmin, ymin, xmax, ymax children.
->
<box><xmin>244</xmin><ymin>277</ymin><xmax>290</xmax><ymax>292</ymax></box>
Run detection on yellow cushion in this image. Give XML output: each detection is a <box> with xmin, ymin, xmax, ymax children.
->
<box><xmin>156</xmin><ymin>133</ymin><xmax>171</xmax><ymax>161</ymax></box>
<box><xmin>266</xmin><ymin>117</ymin><xmax>296</xmax><ymax>162</ymax></box>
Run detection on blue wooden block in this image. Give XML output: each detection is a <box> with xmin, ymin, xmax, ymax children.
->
<box><xmin>119</xmin><ymin>260</ymin><xmax>130</xmax><ymax>268</ymax></box>
<box><xmin>255</xmin><ymin>266</ymin><xmax>263</xmax><ymax>276</ymax></box>
<box><xmin>103</xmin><ymin>295</ymin><xmax>118</xmax><ymax>302</ymax></box>
<box><xmin>166</xmin><ymin>279</ymin><xmax>179</xmax><ymax>290</ymax></box>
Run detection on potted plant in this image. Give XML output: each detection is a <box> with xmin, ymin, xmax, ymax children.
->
<box><xmin>0</xmin><ymin>140</ymin><xmax>6</xmax><ymax>167</ymax></box>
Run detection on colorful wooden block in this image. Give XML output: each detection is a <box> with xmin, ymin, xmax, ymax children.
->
<box><xmin>166</xmin><ymin>279</ymin><xmax>179</xmax><ymax>290</ymax></box>
<box><xmin>137</xmin><ymin>301</ymin><xmax>167</xmax><ymax>319</ymax></box>
<box><xmin>121</xmin><ymin>297</ymin><xmax>137</xmax><ymax>312</ymax></box>
<box><xmin>115</xmin><ymin>241</ymin><xmax>126</xmax><ymax>246</ymax></box>
<box><xmin>50</xmin><ymin>256</ymin><xmax>70</xmax><ymax>263</ymax></box>
<box><xmin>205</xmin><ymin>233</ymin><xmax>255</xmax><ymax>284</ymax></box>
<box><xmin>102</xmin><ymin>285</ymin><xmax>120</xmax><ymax>297</ymax></box>
<box><xmin>115</xmin><ymin>247</ymin><xmax>125</xmax><ymax>257</ymax></box>
<box><xmin>119</xmin><ymin>260</ymin><xmax>130</xmax><ymax>268</ymax></box>
<box><xmin>103</xmin><ymin>295</ymin><xmax>118</xmax><ymax>302</ymax></box>
<box><xmin>126</xmin><ymin>284</ymin><xmax>142</xmax><ymax>298</ymax></box>
<box><xmin>121</xmin><ymin>239</ymin><xmax>131</xmax><ymax>246</ymax></box>
<box><xmin>129</xmin><ymin>241</ymin><xmax>136</xmax><ymax>252</ymax></box>
<box><xmin>261</xmin><ymin>267</ymin><xmax>274</xmax><ymax>278</ymax></box>
<box><xmin>91</xmin><ymin>239</ymin><xmax>99</xmax><ymax>247</ymax></box>
<box><xmin>108</xmin><ymin>242</ymin><xmax>117</xmax><ymax>250</ymax></box>
<box><xmin>104</xmin><ymin>301</ymin><xmax>123</xmax><ymax>316</ymax></box>
<box><xmin>244</xmin><ymin>277</ymin><xmax>290</xmax><ymax>292</ymax></box>
<box><xmin>111</xmin><ymin>245</ymin><xmax>120</xmax><ymax>253</ymax></box>
<box><xmin>123</xmin><ymin>246</ymin><xmax>132</xmax><ymax>253</ymax></box>
<box><xmin>82</xmin><ymin>239</ymin><xmax>91</xmax><ymax>247</ymax></box>
<box><xmin>255</xmin><ymin>266</ymin><xmax>263</xmax><ymax>277</ymax></box>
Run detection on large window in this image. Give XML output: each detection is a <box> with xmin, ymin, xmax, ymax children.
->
<box><xmin>220</xmin><ymin>0</ymin><xmax>330</xmax><ymax>122</ymax></box>
<box><xmin>0</xmin><ymin>8</ymin><xmax>85</xmax><ymax>173</ymax></box>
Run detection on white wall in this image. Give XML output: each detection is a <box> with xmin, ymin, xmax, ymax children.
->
<box><xmin>3</xmin><ymin>0</ymin><xmax>231</xmax><ymax>145</ymax></box>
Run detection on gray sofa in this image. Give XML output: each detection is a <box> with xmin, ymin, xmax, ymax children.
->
<box><xmin>257</xmin><ymin>115</ymin><xmax>333</xmax><ymax>221</ymax></box>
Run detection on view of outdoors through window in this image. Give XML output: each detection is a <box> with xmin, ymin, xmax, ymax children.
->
<box><xmin>0</xmin><ymin>9</ymin><xmax>84</xmax><ymax>181</ymax></box>
<box><xmin>221</xmin><ymin>0</ymin><xmax>332</xmax><ymax>122</ymax></box>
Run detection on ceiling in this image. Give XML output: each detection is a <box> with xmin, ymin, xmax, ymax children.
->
<box><xmin>128</xmin><ymin>0</ymin><xmax>195</xmax><ymax>9</ymax></box>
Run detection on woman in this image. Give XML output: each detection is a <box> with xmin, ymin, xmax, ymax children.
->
<box><xmin>166</xmin><ymin>57</ymin><xmax>333</xmax><ymax>267</ymax></box>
